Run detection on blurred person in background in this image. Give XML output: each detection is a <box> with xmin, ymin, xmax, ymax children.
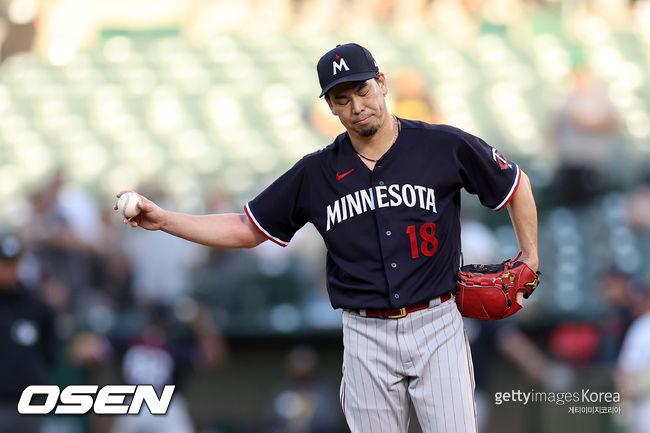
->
<box><xmin>198</xmin><ymin>188</ymin><xmax>259</xmax><ymax>276</ymax></box>
<box><xmin>70</xmin><ymin>300</ymin><xmax>227</xmax><ymax>433</ymax></box>
<box><xmin>546</xmin><ymin>268</ymin><xmax>638</xmax><ymax>376</ymax></box>
<box><xmin>616</xmin><ymin>285</ymin><xmax>650</xmax><ymax>433</ymax></box>
<box><xmin>0</xmin><ymin>234</ymin><xmax>56</xmax><ymax>433</ymax></box>
<box><xmin>626</xmin><ymin>177</ymin><xmax>650</xmax><ymax>283</ymax></box>
<box><xmin>309</xmin><ymin>98</ymin><xmax>346</xmax><ymax>140</ymax></box>
<box><xmin>0</xmin><ymin>0</ymin><xmax>39</xmax><ymax>62</ymax></box>
<box><xmin>626</xmin><ymin>176</ymin><xmax>650</xmax><ymax>234</ymax></box>
<box><xmin>390</xmin><ymin>67</ymin><xmax>439</xmax><ymax>124</ymax></box>
<box><xmin>264</xmin><ymin>345</ymin><xmax>347</xmax><ymax>433</ymax></box>
<box><xmin>23</xmin><ymin>171</ymin><xmax>102</xmax><ymax>249</ymax></box>
<box><xmin>121</xmin><ymin>186</ymin><xmax>208</xmax><ymax>307</ymax></box>
<box><xmin>596</xmin><ymin>267</ymin><xmax>637</xmax><ymax>366</ymax></box>
<box><xmin>550</xmin><ymin>67</ymin><xmax>620</xmax><ymax>208</ymax></box>
<box><xmin>93</xmin><ymin>209</ymin><xmax>135</xmax><ymax>310</ymax></box>
<box><xmin>21</xmin><ymin>171</ymin><xmax>105</xmax><ymax>332</ymax></box>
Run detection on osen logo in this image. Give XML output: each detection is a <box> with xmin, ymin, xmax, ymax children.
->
<box><xmin>18</xmin><ymin>385</ymin><xmax>175</xmax><ymax>415</ymax></box>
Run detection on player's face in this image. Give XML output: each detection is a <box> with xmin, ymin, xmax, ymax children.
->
<box><xmin>327</xmin><ymin>74</ymin><xmax>389</xmax><ymax>137</ymax></box>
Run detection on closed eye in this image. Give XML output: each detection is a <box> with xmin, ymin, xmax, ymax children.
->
<box><xmin>332</xmin><ymin>80</ymin><xmax>371</xmax><ymax>103</ymax></box>
<box><xmin>356</xmin><ymin>82</ymin><xmax>369</xmax><ymax>96</ymax></box>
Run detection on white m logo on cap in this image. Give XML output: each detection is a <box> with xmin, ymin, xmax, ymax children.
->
<box><xmin>333</xmin><ymin>58</ymin><xmax>350</xmax><ymax>75</ymax></box>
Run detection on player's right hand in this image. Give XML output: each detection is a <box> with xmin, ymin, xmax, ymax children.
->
<box><xmin>114</xmin><ymin>190</ymin><xmax>166</xmax><ymax>231</ymax></box>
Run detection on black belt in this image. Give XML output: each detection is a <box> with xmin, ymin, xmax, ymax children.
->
<box><xmin>352</xmin><ymin>293</ymin><xmax>452</xmax><ymax>319</ymax></box>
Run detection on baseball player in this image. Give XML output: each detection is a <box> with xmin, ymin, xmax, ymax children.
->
<box><xmin>117</xmin><ymin>43</ymin><xmax>539</xmax><ymax>433</ymax></box>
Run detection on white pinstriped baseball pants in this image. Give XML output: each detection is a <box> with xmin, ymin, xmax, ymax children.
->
<box><xmin>340</xmin><ymin>295</ymin><xmax>478</xmax><ymax>433</ymax></box>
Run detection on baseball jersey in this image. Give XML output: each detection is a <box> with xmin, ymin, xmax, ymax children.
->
<box><xmin>245</xmin><ymin>119</ymin><xmax>520</xmax><ymax>310</ymax></box>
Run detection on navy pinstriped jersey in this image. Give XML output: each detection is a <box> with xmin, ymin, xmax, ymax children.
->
<box><xmin>245</xmin><ymin>119</ymin><xmax>520</xmax><ymax>310</ymax></box>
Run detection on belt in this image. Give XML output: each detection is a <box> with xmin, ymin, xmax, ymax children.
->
<box><xmin>352</xmin><ymin>293</ymin><xmax>452</xmax><ymax>319</ymax></box>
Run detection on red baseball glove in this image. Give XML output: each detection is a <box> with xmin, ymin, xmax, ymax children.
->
<box><xmin>455</xmin><ymin>255</ymin><xmax>540</xmax><ymax>320</ymax></box>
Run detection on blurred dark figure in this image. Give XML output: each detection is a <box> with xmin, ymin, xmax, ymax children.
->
<box><xmin>548</xmin><ymin>267</ymin><xmax>637</xmax><ymax>372</ymax></box>
<box><xmin>0</xmin><ymin>0</ymin><xmax>39</xmax><ymax>62</ymax></box>
<box><xmin>264</xmin><ymin>345</ymin><xmax>348</xmax><ymax>433</ymax></box>
<box><xmin>94</xmin><ymin>209</ymin><xmax>134</xmax><ymax>309</ymax></box>
<box><xmin>626</xmin><ymin>177</ymin><xmax>650</xmax><ymax>283</ymax></box>
<box><xmin>22</xmin><ymin>172</ymin><xmax>135</xmax><ymax>332</ymax></box>
<box><xmin>0</xmin><ymin>234</ymin><xmax>56</xmax><ymax>433</ymax></box>
<box><xmin>551</xmin><ymin>68</ymin><xmax>620</xmax><ymax>208</ymax></box>
<box><xmin>548</xmin><ymin>267</ymin><xmax>638</xmax><ymax>373</ymax></box>
<box><xmin>21</xmin><ymin>172</ymin><xmax>107</xmax><ymax>332</ymax></box>
<box><xmin>596</xmin><ymin>268</ymin><xmax>637</xmax><ymax>365</ymax></box>
<box><xmin>70</xmin><ymin>300</ymin><xmax>227</xmax><ymax>433</ymax></box>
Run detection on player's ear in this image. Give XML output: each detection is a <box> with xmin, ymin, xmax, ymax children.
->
<box><xmin>325</xmin><ymin>95</ymin><xmax>336</xmax><ymax>114</ymax></box>
<box><xmin>376</xmin><ymin>73</ymin><xmax>388</xmax><ymax>96</ymax></box>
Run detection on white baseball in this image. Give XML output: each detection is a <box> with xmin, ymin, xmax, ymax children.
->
<box><xmin>117</xmin><ymin>192</ymin><xmax>141</xmax><ymax>218</ymax></box>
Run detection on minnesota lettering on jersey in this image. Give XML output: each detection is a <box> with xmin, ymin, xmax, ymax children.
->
<box><xmin>326</xmin><ymin>183</ymin><xmax>437</xmax><ymax>231</ymax></box>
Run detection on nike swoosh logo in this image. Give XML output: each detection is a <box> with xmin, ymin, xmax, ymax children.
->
<box><xmin>336</xmin><ymin>169</ymin><xmax>355</xmax><ymax>181</ymax></box>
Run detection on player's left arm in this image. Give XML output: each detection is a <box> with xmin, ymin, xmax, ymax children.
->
<box><xmin>505</xmin><ymin>169</ymin><xmax>538</xmax><ymax>273</ymax></box>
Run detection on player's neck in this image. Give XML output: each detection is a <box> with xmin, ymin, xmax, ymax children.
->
<box><xmin>350</xmin><ymin>114</ymin><xmax>399</xmax><ymax>170</ymax></box>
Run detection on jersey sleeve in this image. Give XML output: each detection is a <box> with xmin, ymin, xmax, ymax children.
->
<box><xmin>455</xmin><ymin>129</ymin><xmax>520</xmax><ymax>211</ymax></box>
<box><xmin>244</xmin><ymin>157</ymin><xmax>310</xmax><ymax>247</ymax></box>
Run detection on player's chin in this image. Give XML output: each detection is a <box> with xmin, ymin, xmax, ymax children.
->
<box><xmin>350</xmin><ymin>119</ymin><xmax>379</xmax><ymax>137</ymax></box>
<box><xmin>355</xmin><ymin>115</ymin><xmax>383</xmax><ymax>136</ymax></box>
<box><xmin>359</xmin><ymin>125</ymin><xmax>380</xmax><ymax>137</ymax></box>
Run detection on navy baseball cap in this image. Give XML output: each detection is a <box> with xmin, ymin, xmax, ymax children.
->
<box><xmin>317</xmin><ymin>43</ymin><xmax>379</xmax><ymax>97</ymax></box>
